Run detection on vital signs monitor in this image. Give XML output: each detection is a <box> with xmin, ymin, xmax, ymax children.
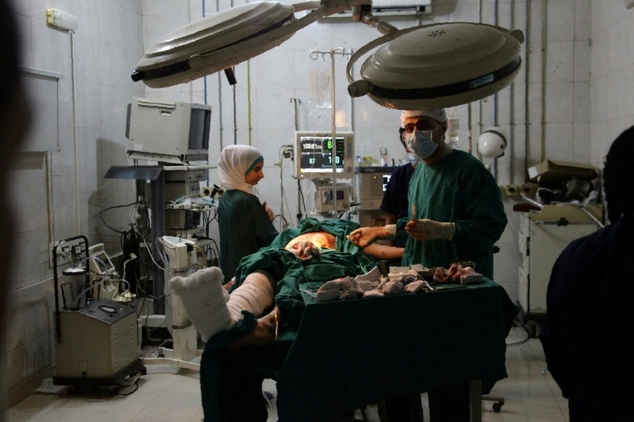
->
<box><xmin>293</xmin><ymin>131</ymin><xmax>354</xmax><ymax>179</ymax></box>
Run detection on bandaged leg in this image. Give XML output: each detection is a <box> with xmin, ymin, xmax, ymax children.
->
<box><xmin>224</xmin><ymin>273</ymin><xmax>277</xmax><ymax>351</ymax></box>
<box><xmin>169</xmin><ymin>268</ymin><xmax>275</xmax><ymax>342</ymax></box>
<box><xmin>169</xmin><ymin>266</ymin><xmax>233</xmax><ymax>342</ymax></box>
<box><xmin>226</xmin><ymin>271</ymin><xmax>275</xmax><ymax>321</ymax></box>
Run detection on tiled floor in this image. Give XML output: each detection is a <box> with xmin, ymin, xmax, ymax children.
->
<box><xmin>5</xmin><ymin>326</ymin><xmax>569</xmax><ymax>422</ymax></box>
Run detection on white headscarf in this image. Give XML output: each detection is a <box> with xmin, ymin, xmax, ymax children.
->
<box><xmin>218</xmin><ymin>145</ymin><xmax>264</xmax><ymax>193</ymax></box>
<box><xmin>400</xmin><ymin>108</ymin><xmax>447</xmax><ymax>127</ymax></box>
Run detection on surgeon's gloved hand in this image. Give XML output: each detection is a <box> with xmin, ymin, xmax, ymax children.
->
<box><xmin>405</xmin><ymin>219</ymin><xmax>455</xmax><ymax>241</ymax></box>
<box><xmin>347</xmin><ymin>224</ymin><xmax>396</xmax><ymax>248</ymax></box>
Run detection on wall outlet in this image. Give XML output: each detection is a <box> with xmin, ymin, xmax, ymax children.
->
<box><xmin>49</xmin><ymin>238</ymin><xmax>86</xmax><ymax>269</ymax></box>
<box><xmin>50</xmin><ymin>242</ymin><xmax>69</xmax><ymax>268</ymax></box>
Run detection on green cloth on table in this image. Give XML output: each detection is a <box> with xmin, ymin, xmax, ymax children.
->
<box><xmin>276</xmin><ymin>279</ymin><xmax>519</xmax><ymax>421</ymax></box>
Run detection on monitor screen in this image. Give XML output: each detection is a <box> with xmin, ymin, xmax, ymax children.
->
<box><xmin>382</xmin><ymin>174</ymin><xmax>392</xmax><ymax>192</ymax></box>
<box><xmin>293</xmin><ymin>131</ymin><xmax>354</xmax><ymax>179</ymax></box>
<box><xmin>93</xmin><ymin>251</ymin><xmax>115</xmax><ymax>274</ymax></box>
<box><xmin>126</xmin><ymin>98</ymin><xmax>211</xmax><ymax>164</ymax></box>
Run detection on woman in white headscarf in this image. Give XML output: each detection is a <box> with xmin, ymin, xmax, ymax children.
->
<box><xmin>218</xmin><ymin>145</ymin><xmax>279</xmax><ymax>282</ymax></box>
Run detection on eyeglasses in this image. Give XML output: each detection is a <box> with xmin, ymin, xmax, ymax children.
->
<box><xmin>399</xmin><ymin>127</ymin><xmax>409</xmax><ymax>149</ymax></box>
<box><xmin>403</xmin><ymin>121</ymin><xmax>439</xmax><ymax>133</ymax></box>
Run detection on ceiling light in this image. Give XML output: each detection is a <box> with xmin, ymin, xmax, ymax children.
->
<box><xmin>347</xmin><ymin>22</ymin><xmax>524</xmax><ymax>108</ymax></box>
<box><xmin>131</xmin><ymin>0</ymin><xmax>371</xmax><ymax>88</ymax></box>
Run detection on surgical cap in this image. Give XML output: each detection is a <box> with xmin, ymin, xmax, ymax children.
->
<box><xmin>218</xmin><ymin>145</ymin><xmax>264</xmax><ymax>193</ymax></box>
<box><xmin>400</xmin><ymin>108</ymin><xmax>447</xmax><ymax>128</ymax></box>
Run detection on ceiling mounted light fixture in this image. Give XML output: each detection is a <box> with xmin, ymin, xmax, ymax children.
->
<box><xmin>347</xmin><ymin>22</ymin><xmax>525</xmax><ymax>109</ymax></box>
<box><xmin>131</xmin><ymin>0</ymin><xmax>373</xmax><ymax>88</ymax></box>
<box><xmin>131</xmin><ymin>2</ymin><xmax>524</xmax><ymax>109</ymax></box>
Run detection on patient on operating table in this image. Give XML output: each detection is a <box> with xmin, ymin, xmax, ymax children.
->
<box><xmin>168</xmin><ymin>230</ymin><xmax>343</xmax><ymax>350</ymax></box>
<box><xmin>182</xmin><ymin>219</ymin><xmax>490</xmax><ymax>422</ymax></box>
<box><xmin>169</xmin><ymin>228</ymin><xmax>442</xmax><ymax>350</ymax></box>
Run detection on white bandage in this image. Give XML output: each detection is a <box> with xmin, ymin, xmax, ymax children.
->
<box><xmin>169</xmin><ymin>266</ymin><xmax>233</xmax><ymax>342</ymax></box>
<box><xmin>169</xmin><ymin>268</ymin><xmax>275</xmax><ymax>342</ymax></box>
<box><xmin>385</xmin><ymin>224</ymin><xmax>397</xmax><ymax>237</ymax></box>
<box><xmin>226</xmin><ymin>271</ymin><xmax>275</xmax><ymax>321</ymax></box>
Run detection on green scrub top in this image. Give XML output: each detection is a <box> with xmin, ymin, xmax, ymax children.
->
<box><xmin>218</xmin><ymin>189</ymin><xmax>279</xmax><ymax>282</ymax></box>
<box><xmin>400</xmin><ymin>149</ymin><xmax>507</xmax><ymax>279</ymax></box>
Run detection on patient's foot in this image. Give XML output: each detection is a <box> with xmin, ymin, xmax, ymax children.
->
<box><xmin>169</xmin><ymin>266</ymin><xmax>235</xmax><ymax>342</ymax></box>
<box><xmin>227</xmin><ymin>309</ymin><xmax>277</xmax><ymax>351</ymax></box>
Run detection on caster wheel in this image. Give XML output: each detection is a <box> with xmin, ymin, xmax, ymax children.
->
<box><xmin>140</xmin><ymin>365</ymin><xmax>147</xmax><ymax>376</ymax></box>
<box><xmin>492</xmin><ymin>402</ymin><xmax>503</xmax><ymax>412</ymax></box>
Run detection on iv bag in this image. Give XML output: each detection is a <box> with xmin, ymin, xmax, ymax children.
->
<box><xmin>446</xmin><ymin>107</ymin><xmax>460</xmax><ymax>144</ymax></box>
<box><xmin>308</xmin><ymin>67</ymin><xmax>332</xmax><ymax>110</ymax></box>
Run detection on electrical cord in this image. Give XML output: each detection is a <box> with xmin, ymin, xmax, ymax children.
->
<box><xmin>114</xmin><ymin>378</ymin><xmax>140</xmax><ymax>396</ymax></box>
<box><xmin>505</xmin><ymin>316</ymin><xmax>532</xmax><ymax>347</ymax></box>
<box><xmin>193</xmin><ymin>233</ymin><xmax>220</xmax><ymax>263</ymax></box>
<box><xmin>297</xmin><ymin>180</ymin><xmax>308</xmax><ymax>223</ymax></box>
<box><xmin>273</xmin><ymin>214</ymin><xmax>290</xmax><ymax>231</ymax></box>
<box><xmin>141</xmin><ymin>237</ymin><xmax>164</xmax><ymax>271</ymax></box>
<box><xmin>278</xmin><ymin>144</ymin><xmax>295</xmax><ymax>229</ymax></box>
<box><xmin>194</xmin><ymin>244</ymin><xmax>207</xmax><ymax>267</ymax></box>
<box><xmin>206</xmin><ymin>239</ymin><xmax>220</xmax><ymax>266</ymax></box>
<box><xmin>202</xmin><ymin>207</ymin><xmax>218</xmax><ymax>238</ymax></box>
<box><xmin>136</xmin><ymin>297</ymin><xmax>152</xmax><ymax>318</ymax></box>
<box><xmin>98</xmin><ymin>200</ymin><xmax>140</xmax><ymax>234</ymax></box>
<box><xmin>134</xmin><ymin>276</ymin><xmax>163</xmax><ymax>301</ymax></box>
<box><xmin>143</xmin><ymin>339</ymin><xmax>171</xmax><ymax>357</ymax></box>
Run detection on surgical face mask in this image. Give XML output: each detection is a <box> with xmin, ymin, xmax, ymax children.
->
<box><xmin>406</xmin><ymin>153</ymin><xmax>421</xmax><ymax>167</ymax></box>
<box><xmin>405</xmin><ymin>130</ymin><xmax>438</xmax><ymax>159</ymax></box>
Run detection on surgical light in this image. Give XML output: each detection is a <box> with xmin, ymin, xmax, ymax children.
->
<box><xmin>347</xmin><ymin>22</ymin><xmax>525</xmax><ymax>109</ymax></box>
<box><xmin>131</xmin><ymin>1</ymin><xmax>524</xmax><ymax>108</ymax></box>
<box><xmin>131</xmin><ymin>0</ymin><xmax>371</xmax><ymax>88</ymax></box>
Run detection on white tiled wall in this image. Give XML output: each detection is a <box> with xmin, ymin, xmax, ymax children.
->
<box><xmin>5</xmin><ymin>0</ymin><xmax>144</xmax><ymax>407</ymax></box>
<box><xmin>5</xmin><ymin>0</ymin><xmax>634</xmax><ymax>409</ymax></box>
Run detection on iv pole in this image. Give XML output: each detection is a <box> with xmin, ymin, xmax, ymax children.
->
<box><xmin>309</xmin><ymin>47</ymin><xmax>351</xmax><ymax>217</ymax></box>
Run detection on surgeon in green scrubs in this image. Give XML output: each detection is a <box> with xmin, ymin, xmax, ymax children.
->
<box><xmin>349</xmin><ymin>108</ymin><xmax>507</xmax><ymax>279</ymax></box>
<box><xmin>348</xmin><ymin>108</ymin><xmax>508</xmax><ymax>422</ymax></box>
<box><xmin>218</xmin><ymin>145</ymin><xmax>279</xmax><ymax>283</ymax></box>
